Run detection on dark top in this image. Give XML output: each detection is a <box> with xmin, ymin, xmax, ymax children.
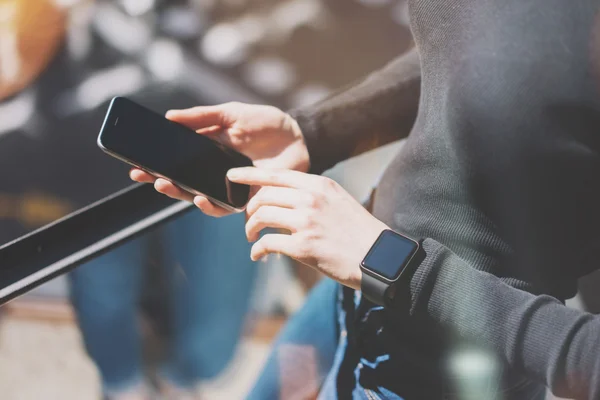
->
<box><xmin>292</xmin><ymin>1</ymin><xmax>600</xmax><ymax>398</ymax></box>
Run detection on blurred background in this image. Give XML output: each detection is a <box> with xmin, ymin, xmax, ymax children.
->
<box><xmin>0</xmin><ymin>0</ymin><xmax>411</xmax><ymax>399</ymax></box>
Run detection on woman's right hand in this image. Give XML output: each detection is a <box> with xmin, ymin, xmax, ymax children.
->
<box><xmin>129</xmin><ymin>102</ymin><xmax>310</xmax><ymax>217</ymax></box>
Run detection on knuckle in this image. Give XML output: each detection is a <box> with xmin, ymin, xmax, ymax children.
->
<box><xmin>321</xmin><ymin>176</ymin><xmax>338</xmax><ymax>190</ymax></box>
<box><xmin>265</xmin><ymin>171</ymin><xmax>279</xmax><ymax>183</ymax></box>
<box><xmin>246</xmin><ymin>203</ymin><xmax>256</xmax><ymax>216</ymax></box>
<box><xmin>306</xmin><ymin>193</ymin><xmax>320</xmax><ymax>208</ymax></box>
<box><xmin>245</xmin><ymin>222</ymin><xmax>253</xmax><ymax>238</ymax></box>
<box><xmin>253</xmin><ymin>239</ymin><xmax>264</xmax><ymax>252</ymax></box>
<box><xmin>252</xmin><ymin>210</ymin><xmax>264</xmax><ymax>224</ymax></box>
<box><xmin>310</xmin><ymin>192</ymin><xmax>327</xmax><ymax>211</ymax></box>
<box><xmin>246</xmin><ymin>198</ymin><xmax>259</xmax><ymax>215</ymax></box>
<box><xmin>304</xmin><ymin>208</ymin><xmax>318</xmax><ymax>224</ymax></box>
<box><xmin>300</xmin><ymin>216</ymin><xmax>314</xmax><ymax>230</ymax></box>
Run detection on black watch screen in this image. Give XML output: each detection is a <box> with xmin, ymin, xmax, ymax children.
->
<box><xmin>361</xmin><ymin>230</ymin><xmax>420</xmax><ymax>282</ymax></box>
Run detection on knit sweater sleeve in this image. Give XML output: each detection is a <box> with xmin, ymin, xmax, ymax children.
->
<box><xmin>289</xmin><ymin>47</ymin><xmax>421</xmax><ymax>175</ymax></box>
<box><xmin>406</xmin><ymin>238</ymin><xmax>600</xmax><ymax>400</ymax></box>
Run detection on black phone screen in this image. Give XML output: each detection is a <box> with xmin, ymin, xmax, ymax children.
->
<box><xmin>98</xmin><ymin>97</ymin><xmax>252</xmax><ymax>209</ymax></box>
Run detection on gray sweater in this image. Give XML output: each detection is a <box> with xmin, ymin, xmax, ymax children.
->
<box><xmin>293</xmin><ymin>1</ymin><xmax>600</xmax><ymax>398</ymax></box>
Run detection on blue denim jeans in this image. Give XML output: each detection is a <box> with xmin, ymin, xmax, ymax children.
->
<box><xmin>247</xmin><ymin>279</ymin><xmax>406</xmax><ymax>400</ymax></box>
<box><xmin>69</xmin><ymin>210</ymin><xmax>256</xmax><ymax>394</ymax></box>
<box><xmin>249</xmin><ymin>279</ymin><xmax>547</xmax><ymax>400</ymax></box>
<box><xmin>247</xmin><ymin>278</ymin><xmax>339</xmax><ymax>400</ymax></box>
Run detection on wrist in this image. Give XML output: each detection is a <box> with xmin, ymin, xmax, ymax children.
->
<box><xmin>285</xmin><ymin>113</ymin><xmax>311</xmax><ymax>173</ymax></box>
<box><xmin>350</xmin><ymin>269</ymin><xmax>363</xmax><ymax>291</ymax></box>
<box><xmin>353</xmin><ymin>221</ymin><xmax>388</xmax><ymax>290</ymax></box>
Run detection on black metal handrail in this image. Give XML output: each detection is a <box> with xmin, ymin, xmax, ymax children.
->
<box><xmin>0</xmin><ymin>183</ymin><xmax>193</xmax><ymax>305</ymax></box>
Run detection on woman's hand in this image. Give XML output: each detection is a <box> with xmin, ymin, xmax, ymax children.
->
<box><xmin>227</xmin><ymin>167</ymin><xmax>388</xmax><ymax>290</ymax></box>
<box><xmin>130</xmin><ymin>102</ymin><xmax>310</xmax><ymax>217</ymax></box>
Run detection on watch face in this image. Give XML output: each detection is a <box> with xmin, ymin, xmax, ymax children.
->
<box><xmin>361</xmin><ymin>230</ymin><xmax>419</xmax><ymax>281</ymax></box>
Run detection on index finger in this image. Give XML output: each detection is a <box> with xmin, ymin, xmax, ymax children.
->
<box><xmin>226</xmin><ymin>167</ymin><xmax>318</xmax><ymax>190</ymax></box>
<box><xmin>166</xmin><ymin>106</ymin><xmax>231</xmax><ymax>131</ymax></box>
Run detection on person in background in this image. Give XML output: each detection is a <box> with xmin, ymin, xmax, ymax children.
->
<box><xmin>70</xmin><ymin>210</ymin><xmax>256</xmax><ymax>400</ymax></box>
<box><xmin>0</xmin><ymin>1</ymin><xmax>261</xmax><ymax>399</ymax></box>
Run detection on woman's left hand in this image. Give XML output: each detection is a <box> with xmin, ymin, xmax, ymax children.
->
<box><xmin>227</xmin><ymin>167</ymin><xmax>389</xmax><ymax>290</ymax></box>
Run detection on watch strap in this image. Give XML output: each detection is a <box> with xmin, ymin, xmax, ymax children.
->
<box><xmin>361</xmin><ymin>271</ymin><xmax>390</xmax><ymax>306</ymax></box>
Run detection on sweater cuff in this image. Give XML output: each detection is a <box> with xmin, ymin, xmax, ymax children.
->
<box><xmin>288</xmin><ymin>107</ymin><xmax>335</xmax><ymax>175</ymax></box>
<box><xmin>406</xmin><ymin>238</ymin><xmax>446</xmax><ymax>316</ymax></box>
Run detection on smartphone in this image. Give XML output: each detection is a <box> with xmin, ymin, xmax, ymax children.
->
<box><xmin>97</xmin><ymin>97</ymin><xmax>253</xmax><ymax>212</ymax></box>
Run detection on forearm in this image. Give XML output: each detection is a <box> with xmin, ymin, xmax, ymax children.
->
<box><xmin>407</xmin><ymin>239</ymin><xmax>600</xmax><ymax>399</ymax></box>
<box><xmin>291</xmin><ymin>47</ymin><xmax>421</xmax><ymax>174</ymax></box>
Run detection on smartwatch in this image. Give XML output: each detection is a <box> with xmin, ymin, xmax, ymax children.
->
<box><xmin>360</xmin><ymin>229</ymin><xmax>424</xmax><ymax>306</ymax></box>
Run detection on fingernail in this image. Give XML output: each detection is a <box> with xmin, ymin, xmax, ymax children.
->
<box><xmin>165</xmin><ymin>110</ymin><xmax>179</xmax><ymax>118</ymax></box>
<box><xmin>227</xmin><ymin>169</ymin><xmax>240</xmax><ymax>180</ymax></box>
